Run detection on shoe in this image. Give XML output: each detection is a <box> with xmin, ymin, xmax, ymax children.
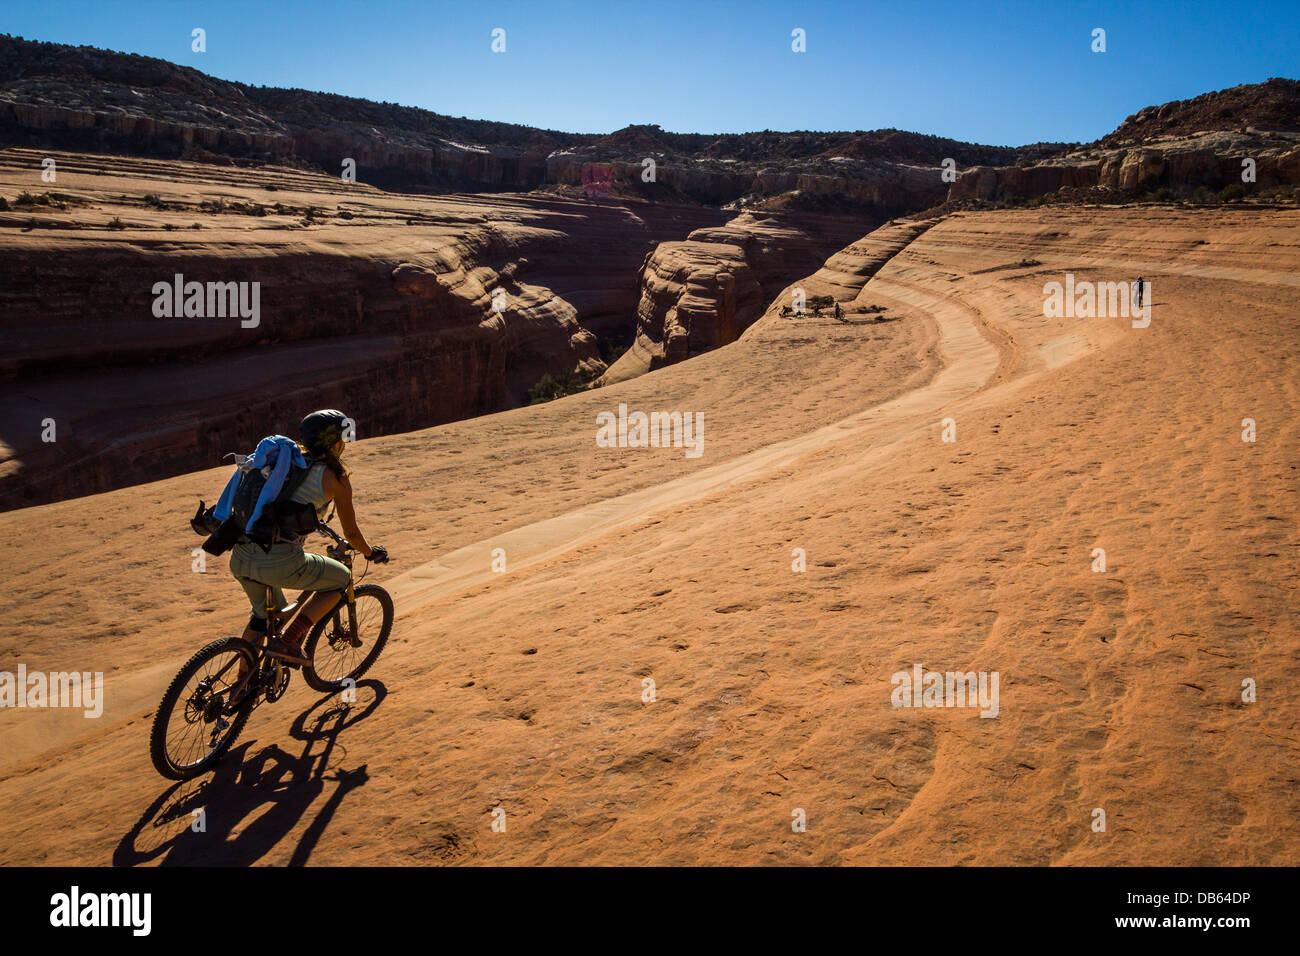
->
<box><xmin>265</xmin><ymin>636</ymin><xmax>311</xmax><ymax>667</ymax></box>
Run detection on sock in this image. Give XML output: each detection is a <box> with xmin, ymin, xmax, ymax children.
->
<box><xmin>281</xmin><ymin>613</ymin><xmax>314</xmax><ymax>646</ymax></box>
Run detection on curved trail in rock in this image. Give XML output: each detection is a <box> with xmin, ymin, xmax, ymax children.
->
<box><xmin>0</xmin><ymin>266</ymin><xmax>1007</xmax><ymax>770</ymax></box>
<box><xmin>386</xmin><ymin>274</ymin><xmax>1006</xmax><ymax>614</ymax></box>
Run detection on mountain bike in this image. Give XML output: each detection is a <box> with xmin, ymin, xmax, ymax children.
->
<box><xmin>149</xmin><ymin>522</ymin><xmax>394</xmax><ymax>780</ymax></box>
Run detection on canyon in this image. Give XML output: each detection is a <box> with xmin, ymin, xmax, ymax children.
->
<box><xmin>1</xmin><ymin>204</ymin><xmax>1296</xmax><ymax>865</ymax></box>
<box><xmin>1</xmin><ymin>35</ymin><xmax>1297</xmax><ymax>513</ymax></box>
<box><xmin>0</xmin><ymin>150</ymin><xmax>873</xmax><ymax>509</ymax></box>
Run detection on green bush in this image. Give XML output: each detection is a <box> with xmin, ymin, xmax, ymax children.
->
<box><xmin>528</xmin><ymin>369</ymin><xmax>587</xmax><ymax>405</ymax></box>
<box><xmin>1219</xmin><ymin>184</ymin><xmax>1246</xmax><ymax>203</ymax></box>
<box><xmin>108</xmin><ymin>216</ymin><xmax>126</xmax><ymax>230</ymax></box>
<box><xmin>15</xmin><ymin>191</ymin><xmax>49</xmax><ymax>206</ymax></box>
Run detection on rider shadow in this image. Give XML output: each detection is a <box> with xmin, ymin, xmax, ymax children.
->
<box><xmin>114</xmin><ymin>680</ymin><xmax>386</xmax><ymax>867</ymax></box>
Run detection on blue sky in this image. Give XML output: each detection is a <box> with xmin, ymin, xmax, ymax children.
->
<box><xmin>3</xmin><ymin>0</ymin><xmax>1296</xmax><ymax>145</ymax></box>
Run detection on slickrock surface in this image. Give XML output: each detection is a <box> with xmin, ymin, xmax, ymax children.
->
<box><xmin>1</xmin><ymin>206</ymin><xmax>1295</xmax><ymax>866</ymax></box>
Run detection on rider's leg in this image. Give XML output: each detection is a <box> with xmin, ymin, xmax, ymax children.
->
<box><xmin>265</xmin><ymin>552</ymin><xmax>352</xmax><ymax>663</ymax></box>
<box><xmin>278</xmin><ymin>589</ymin><xmax>344</xmax><ymax>645</ymax></box>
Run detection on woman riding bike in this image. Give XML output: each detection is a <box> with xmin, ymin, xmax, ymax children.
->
<box><xmin>229</xmin><ymin>409</ymin><xmax>389</xmax><ymax>666</ymax></box>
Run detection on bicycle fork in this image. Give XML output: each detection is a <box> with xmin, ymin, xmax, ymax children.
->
<box><xmin>344</xmin><ymin>579</ymin><xmax>361</xmax><ymax>647</ymax></box>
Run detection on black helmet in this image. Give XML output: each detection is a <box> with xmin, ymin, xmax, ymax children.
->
<box><xmin>299</xmin><ymin>409</ymin><xmax>349</xmax><ymax>456</ymax></box>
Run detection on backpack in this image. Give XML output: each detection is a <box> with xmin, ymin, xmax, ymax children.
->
<box><xmin>190</xmin><ymin>438</ymin><xmax>320</xmax><ymax>554</ymax></box>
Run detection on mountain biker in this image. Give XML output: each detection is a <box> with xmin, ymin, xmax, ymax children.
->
<box><xmin>228</xmin><ymin>409</ymin><xmax>388</xmax><ymax>666</ymax></box>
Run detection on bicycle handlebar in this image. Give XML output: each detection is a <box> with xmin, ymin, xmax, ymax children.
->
<box><xmin>316</xmin><ymin>521</ymin><xmax>385</xmax><ymax>564</ymax></box>
<box><xmin>316</xmin><ymin>522</ymin><xmax>347</xmax><ymax>547</ymax></box>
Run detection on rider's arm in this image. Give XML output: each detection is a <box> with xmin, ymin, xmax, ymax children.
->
<box><xmin>324</xmin><ymin>470</ymin><xmax>374</xmax><ymax>558</ymax></box>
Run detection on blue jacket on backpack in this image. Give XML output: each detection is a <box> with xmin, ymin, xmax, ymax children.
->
<box><xmin>212</xmin><ymin>435</ymin><xmax>310</xmax><ymax>533</ymax></box>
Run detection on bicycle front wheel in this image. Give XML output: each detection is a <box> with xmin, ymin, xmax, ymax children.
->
<box><xmin>302</xmin><ymin>584</ymin><xmax>394</xmax><ymax>692</ymax></box>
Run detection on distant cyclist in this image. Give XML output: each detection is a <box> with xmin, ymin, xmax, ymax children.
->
<box><xmin>229</xmin><ymin>409</ymin><xmax>389</xmax><ymax>665</ymax></box>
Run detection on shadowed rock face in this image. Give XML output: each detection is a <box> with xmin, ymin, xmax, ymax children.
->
<box><xmin>0</xmin><ymin>152</ymin><xmax>724</xmax><ymax>510</ymax></box>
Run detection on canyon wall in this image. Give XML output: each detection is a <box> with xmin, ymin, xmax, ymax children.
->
<box><xmin>949</xmin><ymin>131</ymin><xmax>1300</xmax><ymax>202</ymax></box>
<box><xmin>603</xmin><ymin>212</ymin><xmax>872</xmax><ymax>382</ymax></box>
<box><xmin>0</xmin><ymin>153</ymin><xmax>724</xmax><ymax>509</ymax></box>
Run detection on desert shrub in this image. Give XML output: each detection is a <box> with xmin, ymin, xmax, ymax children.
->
<box><xmin>143</xmin><ymin>193</ymin><xmax>168</xmax><ymax>208</ymax></box>
<box><xmin>808</xmin><ymin>294</ymin><xmax>835</xmax><ymax>310</ymax></box>
<box><xmin>527</xmin><ymin>369</ymin><xmax>588</xmax><ymax>405</ymax></box>
<box><xmin>226</xmin><ymin>201</ymin><xmax>267</xmax><ymax>216</ymax></box>
<box><xmin>1192</xmin><ymin>186</ymin><xmax>1215</xmax><ymax>205</ymax></box>
<box><xmin>190</xmin><ymin>222</ymin><xmax>202</xmax><ymax>229</ymax></box>
<box><xmin>1219</xmin><ymin>184</ymin><xmax>1246</xmax><ymax>203</ymax></box>
<box><xmin>108</xmin><ymin>216</ymin><xmax>126</xmax><ymax>230</ymax></box>
<box><xmin>338</xmin><ymin>210</ymin><xmax>354</xmax><ymax>220</ymax></box>
<box><xmin>15</xmin><ymin>191</ymin><xmax>49</xmax><ymax>206</ymax></box>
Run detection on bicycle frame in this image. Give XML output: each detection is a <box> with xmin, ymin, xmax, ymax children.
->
<box><xmin>259</xmin><ymin>522</ymin><xmax>359</xmax><ymax>641</ymax></box>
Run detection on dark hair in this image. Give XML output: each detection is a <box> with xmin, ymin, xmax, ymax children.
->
<box><xmin>298</xmin><ymin>441</ymin><xmax>349</xmax><ymax>480</ymax></box>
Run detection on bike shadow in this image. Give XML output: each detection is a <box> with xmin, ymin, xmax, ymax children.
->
<box><xmin>114</xmin><ymin>679</ymin><xmax>386</xmax><ymax>867</ymax></box>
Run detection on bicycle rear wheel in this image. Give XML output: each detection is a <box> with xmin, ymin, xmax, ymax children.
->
<box><xmin>302</xmin><ymin>584</ymin><xmax>394</xmax><ymax>692</ymax></box>
<box><xmin>149</xmin><ymin>637</ymin><xmax>258</xmax><ymax>780</ymax></box>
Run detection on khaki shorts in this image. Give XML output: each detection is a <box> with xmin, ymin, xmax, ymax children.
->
<box><xmin>229</xmin><ymin>541</ymin><xmax>350</xmax><ymax>619</ymax></box>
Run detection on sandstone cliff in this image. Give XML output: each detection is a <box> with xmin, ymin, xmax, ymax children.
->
<box><xmin>0</xmin><ymin>150</ymin><xmax>723</xmax><ymax>509</ymax></box>
<box><xmin>603</xmin><ymin>212</ymin><xmax>870</xmax><ymax>382</ymax></box>
<box><xmin>948</xmin><ymin>79</ymin><xmax>1300</xmax><ymax>203</ymax></box>
<box><xmin>0</xmin><ymin>35</ymin><xmax>1054</xmax><ymax>211</ymax></box>
<box><xmin>949</xmin><ymin>131</ymin><xmax>1300</xmax><ymax>202</ymax></box>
